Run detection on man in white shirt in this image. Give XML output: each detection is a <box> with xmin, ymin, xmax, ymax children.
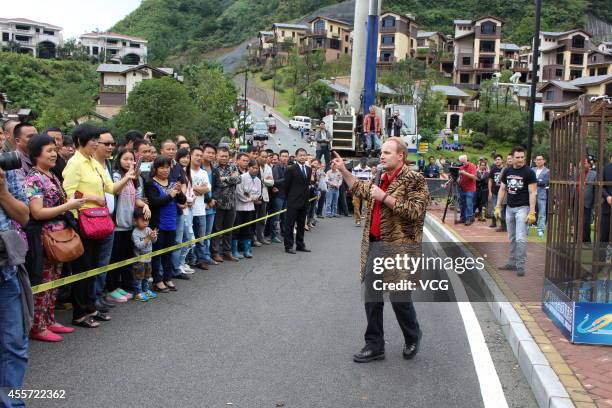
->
<box><xmin>351</xmin><ymin>157</ymin><xmax>372</xmax><ymax>226</ymax></box>
<box><xmin>190</xmin><ymin>147</ymin><xmax>212</xmax><ymax>270</ymax></box>
<box><xmin>254</xmin><ymin>150</ymin><xmax>274</xmax><ymax>246</ymax></box>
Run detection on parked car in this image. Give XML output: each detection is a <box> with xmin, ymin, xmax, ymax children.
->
<box><xmin>289</xmin><ymin>115</ymin><xmax>311</xmax><ymax>130</ymax></box>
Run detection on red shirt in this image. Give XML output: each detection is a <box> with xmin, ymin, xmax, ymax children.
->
<box><xmin>459</xmin><ymin>162</ymin><xmax>477</xmax><ymax>192</ymax></box>
<box><xmin>370</xmin><ymin>164</ymin><xmax>403</xmax><ymax>240</ymax></box>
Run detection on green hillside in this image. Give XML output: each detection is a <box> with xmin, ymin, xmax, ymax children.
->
<box><xmin>112</xmin><ymin>0</ymin><xmax>611</xmax><ymax>65</ymax></box>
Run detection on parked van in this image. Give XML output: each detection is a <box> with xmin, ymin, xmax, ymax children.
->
<box><xmin>289</xmin><ymin>116</ymin><xmax>312</xmax><ymax>130</ymax></box>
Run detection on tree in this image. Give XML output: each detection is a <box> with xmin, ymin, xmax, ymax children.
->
<box><xmin>417</xmin><ymin>80</ymin><xmax>446</xmax><ymax>132</ymax></box>
<box><xmin>111</xmin><ymin>77</ymin><xmax>198</xmax><ymax>140</ymax></box>
<box><xmin>379</xmin><ymin>59</ymin><xmax>427</xmax><ymax>104</ymax></box>
<box><xmin>183</xmin><ymin>62</ymin><xmax>238</xmax><ymax>143</ymax></box>
<box><xmin>36</xmin><ymin>83</ymin><xmax>95</xmax><ymax>129</ymax></box>
<box><xmin>291</xmin><ymin>81</ymin><xmax>332</xmax><ymax>118</ymax></box>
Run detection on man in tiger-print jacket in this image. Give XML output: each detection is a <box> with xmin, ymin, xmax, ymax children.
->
<box><xmin>331</xmin><ymin>137</ymin><xmax>430</xmax><ymax>363</ymax></box>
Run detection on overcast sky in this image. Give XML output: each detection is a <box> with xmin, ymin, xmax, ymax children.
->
<box><xmin>3</xmin><ymin>0</ymin><xmax>143</xmax><ymax>39</ymax></box>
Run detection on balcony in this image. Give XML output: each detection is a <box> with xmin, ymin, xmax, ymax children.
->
<box><xmin>306</xmin><ymin>29</ymin><xmax>327</xmax><ymax>37</ymax></box>
<box><xmin>380</xmin><ymin>25</ymin><xmax>397</xmax><ymax>33</ymax></box>
<box><xmin>446</xmin><ymin>105</ymin><xmax>478</xmax><ymax>113</ymax></box>
<box><xmin>380</xmin><ymin>42</ymin><xmax>395</xmax><ymax>49</ymax></box>
<box><xmin>475</xmin><ymin>62</ymin><xmax>499</xmax><ymax>70</ymax></box>
<box><xmin>378</xmin><ymin>56</ymin><xmax>397</xmax><ymax>64</ymax></box>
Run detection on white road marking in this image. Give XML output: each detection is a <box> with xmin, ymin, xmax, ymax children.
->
<box><xmin>424</xmin><ymin>228</ymin><xmax>509</xmax><ymax>408</ymax></box>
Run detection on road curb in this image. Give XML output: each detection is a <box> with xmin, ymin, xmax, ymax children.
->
<box><xmin>425</xmin><ymin>214</ymin><xmax>575</xmax><ymax>408</ymax></box>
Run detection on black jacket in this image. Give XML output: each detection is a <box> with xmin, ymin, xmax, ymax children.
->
<box><xmin>283</xmin><ymin>163</ymin><xmax>311</xmax><ymax>209</ymax></box>
<box><xmin>602</xmin><ymin>162</ymin><xmax>612</xmax><ymax>215</ymax></box>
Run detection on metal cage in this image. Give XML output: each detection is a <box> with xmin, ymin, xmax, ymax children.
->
<box><xmin>545</xmin><ymin>97</ymin><xmax>612</xmax><ymax>302</ymax></box>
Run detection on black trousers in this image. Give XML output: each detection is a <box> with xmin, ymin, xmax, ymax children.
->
<box><xmin>108</xmin><ymin>230</ymin><xmax>134</xmax><ymax>291</ymax></box>
<box><xmin>363</xmin><ymin>248</ymin><xmax>421</xmax><ymax>352</ymax></box>
<box><xmin>233</xmin><ymin>210</ymin><xmax>255</xmax><ymax>240</ymax></box>
<box><xmin>71</xmin><ymin>238</ymin><xmax>100</xmax><ymax>320</ymax></box>
<box><xmin>211</xmin><ymin>208</ymin><xmax>236</xmax><ymax>255</ymax></box>
<box><xmin>284</xmin><ymin>205</ymin><xmax>307</xmax><ymax>250</ymax></box>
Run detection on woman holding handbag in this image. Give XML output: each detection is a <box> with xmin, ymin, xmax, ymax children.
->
<box><xmin>62</xmin><ymin>124</ymin><xmax>136</xmax><ymax>328</ymax></box>
<box><xmin>24</xmin><ymin>135</ymin><xmax>87</xmax><ymax>341</ymax></box>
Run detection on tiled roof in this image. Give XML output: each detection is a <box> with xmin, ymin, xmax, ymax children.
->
<box><xmin>568</xmin><ymin>73</ymin><xmax>612</xmax><ymax>87</ymax></box>
<box><xmin>431</xmin><ymin>85</ymin><xmax>469</xmax><ymax>98</ymax></box>
<box><xmin>0</xmin><ymin>17</ymin><xmax>62</xmax><ymax>30</ymax></box>
<box><xmin>500</xmin><ymin>43</ymin><xmax>520</xmax><ymax>51</ymax></box>
<box><xmin>273</xmin><ymin>23</ymin><xmax>308</xmax><ymax>30</ymax></box>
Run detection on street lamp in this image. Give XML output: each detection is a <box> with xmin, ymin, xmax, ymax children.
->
<box><xmin>243</xmin><ymin>44</ymin><xmax>251</xmax><ymax>143</ymax></box>
<box><xmin>526</xmin><ymin>0</ymin><xmax>542</xmax><ymax>164</ymax></box>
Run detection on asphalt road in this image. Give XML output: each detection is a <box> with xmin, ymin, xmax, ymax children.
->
<box><xmin>24</xmin><ymin>217</ymin><xmax>537</xmax><ymax>408</ymax></box>
<box><xmin>248</xmin><ymin>100</ymin><xmax>315</xmax><ymax>156</ymax></box>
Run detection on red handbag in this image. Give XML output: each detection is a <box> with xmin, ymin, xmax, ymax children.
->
<box><xmin>78</xmin><ymin>207</ymin><xmax>114</xmax><ymax>240</ymax></box>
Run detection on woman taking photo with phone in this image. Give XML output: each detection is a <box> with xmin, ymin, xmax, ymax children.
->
<box><xmin>144</xmin><ymin>156</ymin><xmax>186</xmax><ymax>293</ymax></box>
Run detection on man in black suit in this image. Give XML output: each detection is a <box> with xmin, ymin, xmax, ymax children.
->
<box><xmin>283</xmin><ymin>148</ymin><xmax>312</xmax><ymax>254</ymax></box>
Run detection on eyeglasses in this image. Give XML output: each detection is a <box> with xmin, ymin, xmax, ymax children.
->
<box><xmin>99</xmin><ymin>142</ymin><xmax>116</xmax><ymax>147</ymax></box>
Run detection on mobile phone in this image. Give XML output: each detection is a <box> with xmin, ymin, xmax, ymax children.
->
<box><xmin>134</xmin><ymin>156</ymin><xmax>143</xmax><ymax>174</ymax></box>
<box><xmin>74</xmin><ymin>191</ymin><xmax>83</xmax><ymax>199</ymax></box>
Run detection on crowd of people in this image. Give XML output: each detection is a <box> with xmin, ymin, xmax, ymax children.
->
<box><xmin>0</xmin><ymin>119</ymin><xmax>350</xmax><ymax>401</ymax></box>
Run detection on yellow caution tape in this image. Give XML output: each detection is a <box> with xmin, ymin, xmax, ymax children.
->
<box><xmin>31</xmin><ymin>197</ymin><xmax>316</xmax><ymax>294</ymax></box>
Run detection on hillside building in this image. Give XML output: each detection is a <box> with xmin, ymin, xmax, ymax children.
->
<box><xmin>452</xmin><ymin>16</ymin><xmax>504</xmax><ymax>89</ymax></box>
<box><xmin>303</xmin><ymin>16</ymin><xmax>352</xmax><ymax>61</ymax></box>
<box><xmin>80</xmin><ymin>32</ymin><xmax>148</xmax><ymax>64</ymax></box>
<box><xmin>0</xmin><ymin>17</ymin><xmax>63</xmax><ymax>58</ymax></box>
<box><xmin>376</xmin><ymin>12</ymin><xmax>418</xmax><ymax>66</ymax></box>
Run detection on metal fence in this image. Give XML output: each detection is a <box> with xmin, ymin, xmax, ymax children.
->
<box><xmin>545</xmin><ymin>98</ymin><xmax>612</xmax><ymax>302</ymax></box>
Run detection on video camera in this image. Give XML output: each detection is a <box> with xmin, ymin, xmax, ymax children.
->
<box><xmin>448</xmin><ymin>164</ymin><xmax>461</xmax><ymax>181</ymax></box>
<box><xmin>0</xmin><ymin>151</ymin><xmax>21</xmax><ymax>171</ymax></box>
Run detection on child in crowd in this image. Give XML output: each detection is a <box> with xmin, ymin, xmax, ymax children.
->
<box><xmin>132</xmin><ymin>208</ymin><xmax>158</xmax><ymax>301</ymax></box>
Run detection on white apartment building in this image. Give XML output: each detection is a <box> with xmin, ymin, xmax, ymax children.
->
<box><xmin>80</xmin><ymin>32</ymin><xmax>148</xmax><ymax>64</ymax></box>
<box><xmin>0</xmin><ymin>17</ymin><xmax>63</xmax><ymax>58</ymax></box>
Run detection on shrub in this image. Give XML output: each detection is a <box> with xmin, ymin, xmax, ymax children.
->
<box><xmin>471</xmin><ymin>132</ymin><xmax>487</xmax><ymax>149</ymax></box>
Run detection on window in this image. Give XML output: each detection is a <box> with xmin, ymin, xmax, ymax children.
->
<box><xmin>329</xmin><ymin>39</ymin><xmax>340</xmax><ymax>50</ymax></box>
<box><xmin>381</xmin><ymin>35</ymin><xmax>394</xmax><ymax>45</ymax></box>
<box><xmin>282</xmin><ymin>31</ymin><xmax>285</xmax><ymax>37</ymax></box>
<box><xmin>598</xmin><ymin>67</ymin><xmax>607</xmax><ymax>75</ymax></box>
<box><xmin>330</xmin><ymin>25</ymin><xmax>333</xmax><ymax>32</ymax></box>
<box><xmin>570</xmin><ymin>53</ymin><xmax>583</xmax><ymax>65</ymax></box>
<box><xmin>590</xmin><ymin>68</ymin><xmax>596</xmax><ymax>76</ymax></box>
<box><xmin>122</xmin><ymin>41</ymin><xmax>127</xmax><ymax>46</ymax></box>
<box><xmin>545</xmin><ymin>90</ymin><xmax>555</xmax><ymax>100</ymax></box>
<box><xmin>107</xmin><ymin>39</ymin><xmax>118</xmax><ymax>44</ymax></box>
<box><xmin>480</xmin><ymin>22</ymin><xmax>496</xmax><ymax>35</ymax></box>
<box><xmin>109</xmin><ymin>49</ymin><xmax>117</xmax><ymax>55</ymax></box>
<box><xmin>555</xmin><ymin>68</ymin><xmax>563</xmax><ymax>77</ymax></box>
<box><xmin>43</xmin><ymin>30</ymin><xmax>54</xmax><ymax>36</ymax></box>
<box><xmin>345</xmin><ymin>35</ymin><xmax>348</xmax><ymax>42</ymax></box>
<box><xmin>556</xmin><ymin>53</ymin><xmax>563</xmax><ymax>65</ymax></box>
<box><xmin>292</xmin><ymin>32</ymin><xmax>295</xmax><ymax>38</ymax></box>
<box><xmin>382</xmin><ymin>17</ymin><xmax>396</xmax><ymax>28</ymax></box>
<box><xmin>130</xmin><ymin>43</ymin><xmax>140</xmax><ymax>48</ymax></box>
<box><xmin>338</xmin><ymin>27</ymin><xmax>340</xmax><ymax>34</ymax></box>
<box><xmin>460</xmin><ymin>73</ymin><xmax>470</xmax><ymax>83</ymax></box>
<box><xmin>1</xmin><ymin>32</ymin><xmax>9</xmax><ymax>42</ymax></box>
<box><xmin>314</xmin><ymin>20</ymin><xmax>325</xmax><ymax>32</ymax></box>
<box><xmin>462</xmin><ymin>56</ymin><xmax>471</xmax><ymax>65</ymax></box>
<box><xmin>14</xmin><ymin>35</ymin><xmax>30</xmax><ymax>42</ymax></box>
<box><xmin>92</xmin><ymin>46</ymin><xmax>99</xmax><ymax>55</ymax></box>
<box><xmin>344</xmin><ymin>47</ymin><xmax>348</xmax><ymax>54</ymax></box>
<box><xmin>417</xmin><ymin>39</ymin><xmax>425</xmax><ymax>47</ymax></box>
<box><xmin>15</xmin><ymin>25</ymin><xmax>30</xmax><ymax>31</ymax></box>
<box><xmin>381</xmin><ymin>52</ymin><xmax>392</xmax><ymax>61</ymax></box>
<box><xmin>479</xmin><ymin>40</ymin><xmax>495</xmax><ymax>52</ymax></box>
<box><xmin>35</xmin><ymin>28</ymin><xmax>40</xmax><ymax>33</ymax></box>
<box><xmin>570</xmin><ymin>69</ymin><xmax>582</xmax><ymax>79</ymax></box>
<box><xmin>571</xmin><ymin>35</ymin><xmax>585</xmax><ymax>49</ymax></box>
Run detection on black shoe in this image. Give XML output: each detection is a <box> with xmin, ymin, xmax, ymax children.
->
<box><xmin>95</xmin><ymin>305</ymin><xmax>110</xmax><ymax>314</ymax></box>
<box><xmin>285</xmin><ymin>248</ymin><xmax>297</xmax><ymax>254</ymax></box>
<box><xmin>296</xmin><ymin>247</ymin><xmax>311</xmax><ymax>252</ymax></box>
<box><xmin>498</xmin><ymin>263</ymin><xmax>517</xmax><ymax>271</ymax></box>
<box><xmin>353</xmin><ymin>347</ymin><xmax>385</xmax><ymax>363</ymax></box>
<box><xmin>403</xmin><ymin>341</ymin><xmax>420</xmax><ymax>360</ymax></box>
<box><xmin>465</xmin><ymin>218</ymin><xmax>474</xmax><ymax>226</ymax></box>
<box><xmin>99</xmin><ymin>299</ymin><xmax>116</xmax><ymax>308</ymax></box>
<box><xmin>176</xmin><ymin>273</ymin><xmax>191</xmax><ymax>280</ymax></box>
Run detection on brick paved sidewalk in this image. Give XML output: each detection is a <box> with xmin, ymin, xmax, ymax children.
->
<box><xmin>427</xmin><ymin>203</ymin><xmax>612</xmax><ymax>408</ymax></box>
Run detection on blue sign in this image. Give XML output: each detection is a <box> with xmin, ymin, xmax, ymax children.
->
<box><xmin>573</xmin><ymin>302</ymin><xmax>612</xmax><ymax>346</ymax></box>
<box><xmin>542</xmin><ymin>279</ymin><xmax>573</xmax><ymax>340</ymax></box>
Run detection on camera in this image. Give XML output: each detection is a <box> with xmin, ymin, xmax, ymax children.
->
<box><xmin>0</xmin><ymin>151</ymin><xmax>21</xmax><ymax>171</ymax></box>
<box><xmin>448</xmin><ymin>165</ymin><xmax>461</xmax><ymax>181</ymax></box>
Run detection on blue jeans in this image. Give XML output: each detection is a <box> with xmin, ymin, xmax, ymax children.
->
<box><xmin>180</xmin><ymin>209</ymin><xmax>195</xmax><ymax>266</ymax></box>
<box><xmin>459</xmin><ymin>191</ymin><xmax>475</xmax><ymax>221</ymax></box>
<box><xmin>171</xmin><ymin>213</ymin><xmax>186</xmax><ymax>276</ymax></box>
<box><xmin>0</xmin><ymin>275</ymin><xmax>27</xmax><ymax>408</ymax></box>
<box><xmin>325</xmin><ymin>187</ymin><xmax>339</xmax><ymax>216</ymax></box>
<box><xmin>365</xmin><ymin>132</ymin><xmax>381</xmax><ymax>151</ymax></box>
<box><xmin>94</xmin><ymin>233</ymin><xmax>114</xmax><ymax>300</ymax></box>
<box><xmin>272</xmin><ymin>196</ymin><xmax>287</xmax><ymax>238</ymax></box>
<box><xmin>192</xmin><ymin>214</ymin><xmax>208</xmax><ymax>263</ymax></box>
<box><xmin>506</xmin><ymin>206</ymin><xmax>530</xmax><ymax>269</ymax></box>
<box><xmin>537</xmin><ymin>196</ymin><xmax>547</xmax><ymax>233</ymax></box>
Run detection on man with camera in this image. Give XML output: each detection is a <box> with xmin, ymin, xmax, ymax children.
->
<box><xmin>457</xmin><ymin>154</ymin><xmax>477</xmax><ymax>226</ymax></box>
<box><xmin>0</xmin><ymin>160</ymin><xmax>31</xmax><ymax>407</ymax></box>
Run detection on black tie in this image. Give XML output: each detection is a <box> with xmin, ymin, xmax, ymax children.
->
<box><xmin>301</xmin><ymin>165</ymin><xmax>306</xmax><ymax>179</ymax></box>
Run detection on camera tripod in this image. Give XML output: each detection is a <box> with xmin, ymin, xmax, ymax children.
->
<box><xmin>442</xmin><ymin>177</ymin><xmax>461</xmax><ymax>224</ymax></box>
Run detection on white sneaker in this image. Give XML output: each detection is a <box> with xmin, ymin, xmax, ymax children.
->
<box><xmin>181</xmin><ymin>265</ymin><xmax>195</xmax><ymax>274</ymax></box>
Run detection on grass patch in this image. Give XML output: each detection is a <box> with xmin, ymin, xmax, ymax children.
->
<box><xmin>252</xmin><ymin>72</ymin><xmax>293</xmax><ymax>120</ymax></box>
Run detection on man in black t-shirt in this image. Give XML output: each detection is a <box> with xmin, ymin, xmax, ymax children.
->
<box><xmin>488</xmin><ymin>154</ymin><xmax>504</xmax><ymax>228</ymax></box>
<box><xmin>495</xmin><ymin>147</ymin><xmax>537</xmax><ymax>276</ymax></box>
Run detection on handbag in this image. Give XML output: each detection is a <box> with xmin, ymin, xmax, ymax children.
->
<box><xmin>42</xmin><ymin>227</ymin><xmax>84</xmax><ymax>263</ymax></box>
<box><xmin>77</xmin><ymin>167</ymin><xmax>115</xmax><ymax>240</ymax></box>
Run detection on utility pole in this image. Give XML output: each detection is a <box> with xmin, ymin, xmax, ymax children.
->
<box><xmin>527</xmin><ymin>0</ymin><xmax>542</xmax><ymax>165</ymax></box>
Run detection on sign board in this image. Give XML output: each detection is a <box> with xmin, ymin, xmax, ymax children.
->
<box><xmin>543</xmin><ymin>278</ymin><xmax>612</xmax><ymax>346</ymax></box>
